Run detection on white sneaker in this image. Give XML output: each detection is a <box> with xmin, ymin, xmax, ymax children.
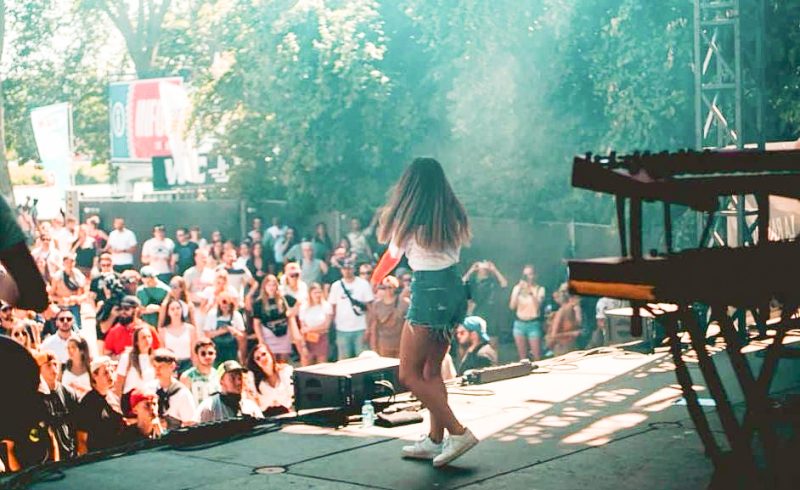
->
<box><xmin>401</xmin><ymin>435</ymin><xmax>443</xmax><ymax>460</ymax></box>
<box><xmin>432</xmin><ymin>428</ymin><xmax>479</xmax><ymax>467</ymax></box>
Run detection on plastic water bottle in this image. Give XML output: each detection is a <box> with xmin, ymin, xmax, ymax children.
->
<box><xmin>361</xmin><ymin>400</ymin><xmax>376</xmax><ymax>428</ymax></box>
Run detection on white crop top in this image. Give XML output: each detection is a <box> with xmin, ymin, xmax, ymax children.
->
<box><xmin>389</xmin><ymin>236</ymin><xmax>460</xmax><ymax>272</ymax></box>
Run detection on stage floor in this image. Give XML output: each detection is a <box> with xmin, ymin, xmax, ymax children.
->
<box><xmin>20</xmin><ymin>334</ymin><xmax>800</xmax><ymax>490</ymax></box>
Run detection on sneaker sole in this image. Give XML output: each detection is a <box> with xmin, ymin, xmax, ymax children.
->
<box><xmin>432</xmin><ymin>437</ymin><xmax>478</xmax><ymax>467</ymax></box>
<box><xmin>402</xmin><ymin>452</ymin><xmax>437</xmax><ymax>460</ymax></box>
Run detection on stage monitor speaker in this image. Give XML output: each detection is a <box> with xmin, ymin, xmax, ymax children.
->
<box><xmin>293</xmin><ymin>356</ymin><xmax>404</xmax><ymax>412</ymax></box>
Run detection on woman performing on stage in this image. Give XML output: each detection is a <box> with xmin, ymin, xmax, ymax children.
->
<box><xmin>370</xmin><ymin>157</ymin><xmax>478</xmax><ymax>467</ymax></box>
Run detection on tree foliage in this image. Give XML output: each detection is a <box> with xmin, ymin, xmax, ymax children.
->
<box><xmin>3</xmin><ymin>1</ymin><xmax>800</xmax><ymax>224</ymax></box>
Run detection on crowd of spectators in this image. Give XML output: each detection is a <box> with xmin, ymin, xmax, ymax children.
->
<box><xmin>2</xmin><ymin>209</ymin><xmax>612</xmax><ymax>470</ymax></box>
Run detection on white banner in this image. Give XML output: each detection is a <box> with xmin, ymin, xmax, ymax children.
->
<box><xmin>158</xmin><ymin>82</ymin><xmax>203</xmax><ymax>186</ymax></box>
<box><xmin>30</xmin><ymin>102</ymin><xmax>73</xmax><ymax>190</ymax></box>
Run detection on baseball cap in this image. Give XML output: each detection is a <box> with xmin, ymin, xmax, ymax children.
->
<box><xmin>462</xmin><ymin>316</ymin><xmax>490</xmax><ymax>342</ymax></box>
<box><xmin>120</xmin><ymin>295</ymin><xmax>141</xmax><ymax>308</ymax></box>
<box><xmin>140</xmin><ymin>266</ymin><xmax>157</xmax><ymax>278</ymax></box>
<box><xmin>218</xmin><ymin>360</ymin><xmax>247</xmax><ymax>377</ymax></box>
<box><xmin>90</xmin><ymin>355</ymin><xmax>113</xmax><ymax>373</ymax></box>
<box><xmin>127</xmin><ymin>388</ymin><xmax>156</xmax><ymax>416</ymax></box>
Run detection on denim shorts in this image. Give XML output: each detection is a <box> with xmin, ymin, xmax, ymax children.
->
<box><xmin>407</xmin><ymin>266</ymin><xmax>467</xmax><ymax>331</ymax></box>
<box><xmin>513</xmin><ymin>318</ymin><xmax>544</xmax><ymax>340</ymax></box>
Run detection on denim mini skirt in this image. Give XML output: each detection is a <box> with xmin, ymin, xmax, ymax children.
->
<box><xmin>407</xmin><ymin>265</ymin><xmax>468</xmax><ymax>330</ymax></box>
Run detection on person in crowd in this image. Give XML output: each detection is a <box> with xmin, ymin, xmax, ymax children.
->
<box><xmin>209</xmin><ymin>240</ymin><xmax>224</xmax><ymax>261</ymax></box>
<box><xmin>397</xmin><ymin>271</ymin><xmax>413</xmax><ymax>304</ymax></box>
<box><xmin>358</xmin><ymin>262</ymin><xmax>374</xmax><ymax>286</ymax></box>
<box><xmin>299</xmin><ymin>241</ymin><xmax>328</xmax><ymax>285</ymax></box>
<box><xmin>50</xmin><ymin>215</ymin><xmax>76</xmax><ymax>256</ymax></box>
<box><xmin>455</xmin><ymin>316</ymin><xmax>498</xmax><ymax>376</ymax></box>
<box><xmin>172</xmin><ymin>227</ymin><xmax>199</xmax><ymax>277</ymax></box>
<box><xmin>328</xmin><ymin>259</ymin><xmax>374</xmax><ymax>360</ymax></box>
<box><xmin>184</xmin><ymin>248</ymin><xmax>214</xmax><ymax>308</ymax></box>
<box><xmin>180</xmin><ymin>338</ymin><xmax>221</xmax><ymax>405</ymax></box>
<box><xmin>105</xmin><ymin>217</ymin><xmax>137</xmax><ymax>273</ymax></box>
<box><xmin>159</xmin><ymin>298</ymin><xmax>199</xmax><ymax>374</ymax></box>
<box><xmin>141</xmin><ymin>224</ymin><xmax>175</xmax><ymax>283</ymax></box>
<box><xmin>334</xmin><ymin>237</ymin><xmax>358</xmax><ymax>264</ymax></box>
<box><xmin>367</xmin><ymin>276</ymin><xmax>408</xmax><ymax>358</ymax></box>
<box><xmin>50</xmin><ymin>254</ymin><xmax>87</xmax><ymax>328</ymax></box>
<box><xmin>592</xmin><ymin>296</ymin><xmax>629</xmax><ymax>348</ymax></box>
<box><xmin>274</xmin><ymin>226</ymin><xmax>298</xmax><ymax>268</ymax></box>
<box><xmin>464</xmin><ymin>260</ymin><xmax>508</xmax><ymax>351</ymax></box>
<box><xmin>281</xmin><ymin>261</ymin><xmax>309</xmax><ymax>306</ymax></box>
<box><xmin>264</xmin><ymin>216</ymin><xmax>286</xmax><ymax>252</ymax></box>
<box><xmin>119</xmin><ymin>388</ymin><xmax>162</xmax><ymax>442</ymax></box>
<box><xmin>62</xmin><ymin>335</ymin><xmax>92</xmax><ymax>399</ymax></box>
<box><xmin>10</xmin><ymin>323</ymin><xmax>36</xmax><ymax>350</ymax></box>
<box><xmin>236</xmin><ymin>241</ymin><xmax>251</xmax><ymax>270</ymax></box>
<box><xmin>509</xmin><ymin>264</ymin><xmax>546</xmax><ymax>361</ymax></box>
<box><xmin>189</xmin><ymin>225</ymin><xmax>207</xmax><ymax>249</ymax></box>
<box><xmin>89</xmin><ymin>252</ymin><xmax>117</xmax><ymax>307</ymax></box>
<box><xmin>248</xmin><ymin>217</ymin><xmax>264</xmax><ymax>244</ymax></box>
<box><xmin>324</xmin><ymin>246</ymin><xmax>347</xmax><ymax>290</ymax></box>
<box><xmin>312</xmin><ymin>222</ymin><xmax>332</xmax><ymax>260</ymax></box>
<box><xmin>103</xmin><ymin>296</ymin><xmax>161</xmax><ymax>358</ymax></box>
<box><xmin>76</xmin><ymin>356</ymin><xmax>125</xmax><ymax>454</ymax></box>
<box><xmin>298</xmin><ymin>283</ymin><xmax>333</xmax><ymax>365</ymax></box>
<box><xmin>547</xmin><ymin>284</ymin><xmax>583</xmax><ymax>356</ymax></box>
<box><xmin>246</xmin><ymin>241</ymin><xmax>271</xmax><ymax>286</ymax></box>
<box><xmin>157</xmin><ymin>275</ymin><xmax>197</xmax><ymax>328</ymax></box>
<box><xmin>210</xmin><ymin>230</ymin><xmax>224</xmax><ymax>244</ymax></box>
<box><xmin>246</xmin><ymin>344</ymin><xmax>293</xmax><ymax>416</ymax></box>
<box><xmin>253</xmin><ymin>275</ymin><xmax>306</xmax><ymax>363</ymax></box>
<box><xmin>347</xmin><ymin>217</ymin><xmax>373</xmax><ymax>263</ymax></box>
<box><xmin>84</xmin><ymin>215</ymin><xmax>108</xmax><ymax>255</ymax></box>
<box><xmin>40</xmin><ymin>308</ymin><xmax>76</xmax><ymax>364</ymax></box>
<box><xmin>31</xmin><ymin>232</ymin><xmax>62</xmax><ymax>282</ymax></box>
<box><xmin>197</xmin><ymin>360</ymin><xmax>263</xmax><ymax>423</ymax></box>
<box><xmin>137</xmin><ymin>266</ymin><xmax>171</xmax><ymax>327</ymax></box>
<box><xmin>114</xmin><ymin>325</ymin><xmax>156</xmax><ymax>414</ymax></box>
<box><xmin>218</xmin><ymin>249</ymin><xmax>257</xmax><ymax>307</ymax></box>
<box><xmin>73</xmin><ymin>221</ymin><xmax>99</xmax><ymax>276</ymax></box>
<box><xmin>203</xmin><ymin>292</ymin><xmax>246</xmax><ymax>364</ymax></box>
<box><xmin>370</xmin><ymin>157</ymin><xmax>478</xmax><ymax>467</ymax></box>
<box><xmin>200</xmin><ymin>269</ymin><xmax>239</xmax><ymax>315</ymax></box>
<box><xmin>35</xmin><ymin>349</ymin><xmax>80</xmax><ymax>460</ymax></box>
<box><xmin>147</xmin><ymin>349</ymin><xmax>198</xmax><ymax>429</ymax></box>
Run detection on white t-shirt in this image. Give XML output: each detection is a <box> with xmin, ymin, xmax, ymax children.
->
<box><xmin>41</xmin><ymin>334</ymin><xmax>70</xmax><ymax>364</ymax></box>
<box><xmin>142</xmin><ymin>237</ymin><xmax>175</xmax><ymax>274</ymax></box>
<box><xmin>327</xmin><ymin>277</ymin><xmax>374</xmax><ymax>332</ymax></box>
<box><xmin>280</xmin><ymin>281</ymin><xmax>309</xmax><ymax>305</ymax></box>
<box><xmin>145</xmin><ymin>379</ymin><xmax>199</xmax><ymax>425</ymax></box>
<box><xmin>299</xmin><ymin>301</ymin><xmax>333</xmax><ymax>330</ymax></box>
<box><xmin>108</xmin><ymin>228</ymin><xmax>138</xmax><ymax>266</ymax></box>
<box><xmin>117</xmin><ymin>351</ymin><xmax>156</xmax><ymax>393</ymax></box>
<box><xmin>51</xmin><ymin>227</ymin><xmax>77</xmax><ymax>255</ymax></box>
<box><xmin>389</xmin><ymin>236</ymin><xmax>459</xmax><ymax>271</ymax></box>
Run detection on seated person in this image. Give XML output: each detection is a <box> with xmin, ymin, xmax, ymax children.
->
<box><xmin>146</xmin><ymin>349</ymin><xmax>198</xmax><ymax>429</ymax></box>
<box><xmin>180</xmin><ymin>339</ymin><xmax>221</xmax><ymax>406</ymax></box>
<box><xmin>119</xmin><ymin>388</ymin><xmax>163</xmax><ymax>442</ymax></box>
<box><xmin>245</xmin><ymin>344</ymin><xmax>293</xmax><ymax>417</ymax></box>
<box><xmin>454</xmin><ymin>316</ymin><xmax>498</xmax><ymax>376</ymax></box>
<box><xmin>76</xmin><ymin>356</ymin><xmax>125</xmax><ymax>454</ymax></box>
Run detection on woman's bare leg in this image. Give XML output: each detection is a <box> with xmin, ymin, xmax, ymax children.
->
<box><xmin>399</xmin><ymin>323</ymin><xmax>465</xmax><ymax>440</ymax></box>
<box><xmin>422</xmin><ymin>337</ymin><xmax>450</xmax><ymax>443</ymax></box>
<box><xmin>514</xmin><ymin>334</ymin><xmax>529</xmax><ymax>360</ymax></box>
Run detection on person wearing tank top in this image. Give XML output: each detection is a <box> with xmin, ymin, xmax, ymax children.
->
<box><xmin>159</xmin><ymin>299</ymin><xmax>198</xmax><ymax>374</ymax></box>
<box><xmin>370</xmin><ymin>157</ymin><xmax>479</xmax><ymax>468</ymax></box>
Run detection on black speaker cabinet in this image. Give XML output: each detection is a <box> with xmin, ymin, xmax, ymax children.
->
<box><xmin>293</xmin><ymin>356</ymin><xmax>404</xmax><ymax>412</ymax></box>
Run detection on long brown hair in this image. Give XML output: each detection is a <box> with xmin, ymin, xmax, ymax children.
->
<box><xmin>258</xmin><ymin>275</ymin><xmax>286</xmax><ymax>314</ymax></box>
<box><xmin>377</xmin><ymin>157</ymin><xmax>470</xmax><ymax>251</ymax></box>
<box><xmin>129</xmin><ymin>325</ymin><xmax>153</xmax><ymax>377</ymax></box>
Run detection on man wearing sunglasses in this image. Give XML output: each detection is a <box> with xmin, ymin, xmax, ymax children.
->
<box><xmin>40</xmin><ymin>310</ymin><xmax>77</xmax><ymax>364</ymax></box>
<box><xmin>180</xmin><ymin>339</ymin><xmax>221</xmax><ymax>405</ymax></box>
<box><xmin>102</xmin><ymin>296</ymin><xmax>161</xmax><ymax>359</ymax></box>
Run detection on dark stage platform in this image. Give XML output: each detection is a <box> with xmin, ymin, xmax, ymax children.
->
<box><xmin>13</xmin><ymin>334</ymin><xmax>800</xmax><ymax>490</ymax></box>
